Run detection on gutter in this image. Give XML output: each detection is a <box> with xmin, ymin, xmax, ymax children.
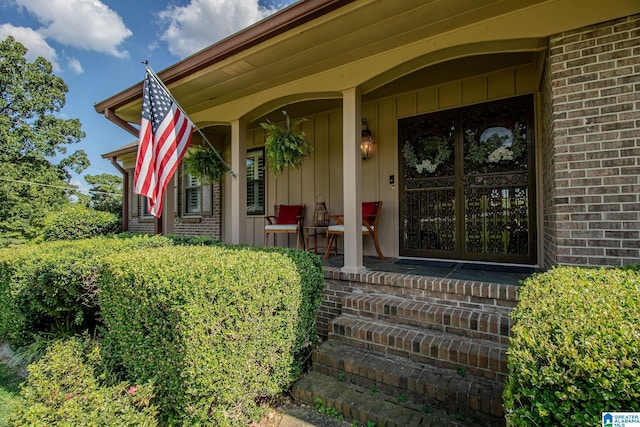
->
<box><xmin>94</xmin><ymin>0</ymin><xmax>355</xmax><ymax>120</ymax></box>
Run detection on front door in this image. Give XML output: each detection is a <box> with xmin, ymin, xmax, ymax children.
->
<box><xmin>399</xmin><ymin>95</ymin><xmax>536</xmax><ymax>264</ymax></box>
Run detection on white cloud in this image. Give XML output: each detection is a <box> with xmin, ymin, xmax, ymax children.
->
<box><xmin>13</xmin><ymin>0</ymin><xmax>132</xmax><ymax>58</ymax></box>
<box><xmin>0</xmin><ymin>23</ymin><xmax>61</xmax><ymax>71</ymax></box>
<box><xmin>67</xmin><ymin>57</ymin><xmax>84</xmax><ymax>74</ymax></box>
<box><xmin>158</xmin><ymin>0</ymin><xmax>278</xmax><ymax>58</ymax></box>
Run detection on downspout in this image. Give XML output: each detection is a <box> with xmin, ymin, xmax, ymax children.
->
<box><xmin>109</xmin><ymin>157</ymin><xmax>129</xmax><ymax>232</ymax></box>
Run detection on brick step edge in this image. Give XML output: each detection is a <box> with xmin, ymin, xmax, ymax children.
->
<box><xmin>323</xmin><ymin>268</ymin><xmax>520</xmax><ymax>308</ymax></box>
<box><xmin>342</xmin><ymin>293</ymin><xmax>512</xmax><ymax>345</ymax></box>
<box><xmin>292</xmin><ymin>371</ymin><xmax>481</xmax><ymax>427</ymax></box>
<box><xmin>329</xmin><ymin>315</ymin><xmax>508</xmax><ymax>381</ymax></box>
<box><xmin>313</xmin><ymin>341</ymin><xmax>505</xmax><ymax>422</ymax></box>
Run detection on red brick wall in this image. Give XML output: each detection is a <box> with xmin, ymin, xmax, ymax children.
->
<box><xmin>544</xmin><ymin>14</ymin><xmax>640</xmax><ymax>267</ymax></box>
<box><xmin>125</xmin><ymin>168</ymin><xmax>222</xmax><ymax>239</ymax></box>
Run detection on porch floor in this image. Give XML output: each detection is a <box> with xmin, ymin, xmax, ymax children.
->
<box><xmin>321</xmin><ymin>255</ymin><xmax>536</xmax><ymax>286</ymax></box>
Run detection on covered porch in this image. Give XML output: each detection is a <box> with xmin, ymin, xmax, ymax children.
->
<box><xmin>94</xmin><ymin>0</ymin><xmax>640</xmax><ymax>271</ymax></box>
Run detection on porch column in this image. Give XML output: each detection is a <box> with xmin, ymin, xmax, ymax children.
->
<box><xmin>341</xmin><ymin>87</ymin><xmax>365</xmax><ymax>274</ymax></box>
<box><xmin>230</xmin><ymin>119</ymin><xmax>247</xmax><ymax>244</ymax></box>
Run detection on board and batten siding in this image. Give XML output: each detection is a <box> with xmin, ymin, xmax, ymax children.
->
<box><xmin>243</xmin><ymin>61</ymin><xmax>541</xmax><ymax>259</ymax></box>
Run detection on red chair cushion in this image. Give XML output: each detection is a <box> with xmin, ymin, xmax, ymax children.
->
<box><xmin>362</xmin><ymin>202</ymin><xmax>377</xmax><ymax>219</ymax></box>
<box><xmin>276</xmin><ymin>205</ymin><xmax>302</xmax><ymax>224</ymax></box>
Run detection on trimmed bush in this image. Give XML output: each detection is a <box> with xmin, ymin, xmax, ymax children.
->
<box><xmin>504</xmin><ymin>266</ymin><xmax>640</xmax><ymax>426</ymax></box>
<box><xmin>10</xmin><ymin>338</ymin><xmax>157</xmax><ymax>426</ymax></box>
<box><xmin>0</xmin><ymin>234</ymin><xmax>173</xmax><ymax>347</ymax></box>
<box><xmin>42</xmin><ymin>204</ymin><xmax>121</xmax><ymax>241</ymax></box>
<box><xmin>100</xmin><ymin>245</ymin><xmax>324</xmax><ymax>426</ymax></box>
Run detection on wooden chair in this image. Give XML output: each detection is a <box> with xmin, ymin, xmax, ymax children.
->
<box><xmin>264</xmin><ymin>204</ymin><xmax>305</xmax><ymax>249</ymax></box>
<box><xmin>324</xmin><ymin>201</ymin><xmax>384</xmax><ymax>260</ymax></box>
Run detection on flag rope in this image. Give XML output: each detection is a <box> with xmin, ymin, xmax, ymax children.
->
<box><xmin>144</xmin><ymin>62</ymin><xmax>236</xmax><ymax>177</ymax></box>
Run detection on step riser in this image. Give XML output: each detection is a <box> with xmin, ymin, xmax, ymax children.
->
<box><xmin>312</xmin><ymin>346</ymin><xmax>504</xmax><ymax>422</ymax></box>
<box><xmin>342</xmin><ymin>296</ymin><xmax>511</xmax><ymax>345</ymax></box>
<box><xmin>293</xmin><ymin>371</ymin><xmax>477</xmax><ymax>427</ymax></box>
<box><xmin>324</xmin><ymin>269</ymin><xmax>520</xmax><ymax>307</ymax></box>
<box><xmin>319</xmin><ymin>269</ymin><xmax>518</xmax><ymax>339</ymax></box>
<box><xmin>329</xmin><ymin>318</ymin><xmax>507</xmax><ymax>381</ymax></box>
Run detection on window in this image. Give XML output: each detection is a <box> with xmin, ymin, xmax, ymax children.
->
<box><xmin>141</xmin><ymin>197</ymin><xmax>153</xmax><ymax>218</ymax></box>
<box><xmin>246</xmin><ymin>148</ymin><xmax>265</xmax><ymax>215</ymax></box>
<box><xmin>184</xmin><ymin>169</ymin><xmax>202</xmax><ymax>215</ymax></box>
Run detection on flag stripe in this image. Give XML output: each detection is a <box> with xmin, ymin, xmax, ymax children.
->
<box><xmin>133</xmin><ymin>68</ymin><xmax>193</xmax><ymax>218</ymax></box>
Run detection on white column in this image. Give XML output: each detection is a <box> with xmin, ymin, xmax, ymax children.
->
<box><xmin>341</xmin><ymin>87</ymin><xmax>365</xmax><ymax>274</ymax></box>
<box><xmin>230</xmin><ymin>119</ymin><xmax>247</xmax><ymax>244</ymax></box>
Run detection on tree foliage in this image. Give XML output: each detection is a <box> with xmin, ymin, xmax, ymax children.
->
<box><xmin>85</xmin><ymin>173</ymin><xmax>122</xmax><ymax>215</ymax></box>
<box><xmin>0</xmin><ymin>36</ymin><xmax>87</xmax><ymax>243</ymax></box>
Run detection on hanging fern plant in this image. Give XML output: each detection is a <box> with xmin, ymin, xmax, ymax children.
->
<box><xmin>183</xmin><ymin>146</ymin><xmax>230</xmax><ymax>184</ymax></box>
<box><xmin>260</xmin><ymin>110</ymin><xmax>312</xmax><ymax>176</ymax></box>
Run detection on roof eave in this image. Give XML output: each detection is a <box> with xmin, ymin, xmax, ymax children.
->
<box><xmin>94</xmin><ymin>0</ymin><xmax>355</xmax><ymax>116</ymax></box>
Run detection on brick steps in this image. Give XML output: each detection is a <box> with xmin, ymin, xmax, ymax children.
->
<box><xmin>329</xmin><ymin>315</ymin><xmax>507</xmax><ymax>381</ymax></box>
<box><xmin>296</xmin><ymin>271</ymin><xmax>518</xmax><ymax>426</ymax></box>
<box><xmin>342</xmin><ymin>294</ymin><xmax>512</xmax><ymax>345</ymax></box>
<box><xmin>311</xmin><ymin>341</ymin><xmax>505</xmax><ymax>425</ymax></box>
<box><xmin>292</xmin><ymin>371</ymin><xmax>476</xmax><ymax>427</ymax></box>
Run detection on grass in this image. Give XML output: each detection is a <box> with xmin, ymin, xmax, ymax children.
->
<box><xmin>0</xmin><ymin>362</ymin><xmax>23</xmax><ymax>426</ymax></box>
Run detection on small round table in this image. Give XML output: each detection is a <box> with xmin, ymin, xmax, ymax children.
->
<box><xmin>304</xmin><ymin>226</ymin><xmax>335</xmax><ymax>255</ymax></box>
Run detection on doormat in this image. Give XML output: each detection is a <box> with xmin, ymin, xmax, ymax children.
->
<box><xmin>461</xmin><ymin>263</ymin><xmax>535</xmax><ymax>274</ymax></box>
<box><xmin>395</xmin><ymin>259</ymin><xmax>456</xmax><ymax>268</ymax></box>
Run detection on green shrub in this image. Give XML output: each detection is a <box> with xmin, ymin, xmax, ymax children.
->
<box><xmin>168</xmin><ymin>234</ymin><xmax>223</xmax><ymax>246</ymax></box>
<box><xmin>100</xmin><ymin>245</ymin><xmax>324</xmax><ymax>426</ymax></box>
<box><xmin>504</xmin><ymin>266</ymin><xmax>640</xmax><ymax>426</ymax></box>
<box><xmin>10</xmin><ymin>338</ymin><xmax>157</xmax><ymax>426</ymax></box>
<box><xmin>0</xmin><ymin>234</ymin><xmax>173</xmax><ymax>347</ymax></box>
<box><xmin>42</xmin><ymin>204</ymin><xmax>121</xmax><ymax>241</ymax></box>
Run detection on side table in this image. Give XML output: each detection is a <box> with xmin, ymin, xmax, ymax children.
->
<box><xmin>304</xmin><ymin>226</ymin><xmax>335</xmax><ymax>255</ymax></box>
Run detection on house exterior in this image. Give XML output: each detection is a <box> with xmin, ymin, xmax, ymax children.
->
<box><xmin>96</xmin><ymin>0</ymin><xmax>640</xmax><ymax>272</ymax></box>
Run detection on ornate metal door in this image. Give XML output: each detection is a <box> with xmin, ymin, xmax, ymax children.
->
<box><xmin>399</xmin><ymin>95</ymin><xmax>536</xmax><ymax>264</ymax></box>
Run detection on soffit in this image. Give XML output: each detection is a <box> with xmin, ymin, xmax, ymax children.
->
<box><xmin>101</xmin><ymin>0</ymin><xmax>640</xmax><ymax>124</ymax></box>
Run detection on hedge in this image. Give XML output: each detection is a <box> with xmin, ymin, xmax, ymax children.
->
<box><xmin>504</xmin><ymin>266</ymin><xmax>640</xmax><ymax>426</ymax></box>
<box><xmin>100</xmin><ymin>245</ymin><xmax>324</xmax><ymax>426</ymax></box>
<box><xmin>42</xmin><ymin>205</ymin><xmax>122</xmax><ymax>241</ymax></box>
<box><xmin>0</xmin><ymin>234</ymin><xmax>173</xmax><ymax>347</ymax></box>
<box><xmin>10</xmin><ymin>337</ymin><xmax>157</xmax><ymax>426</ymax></box>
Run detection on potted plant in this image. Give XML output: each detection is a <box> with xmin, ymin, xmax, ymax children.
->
<box><xmin>261</xmin><ymin>110</ymin><xmax>312</xmax><ymax>175</ymax></box>
<box><xmin>183</xmin><ymin>146</ymin><xmax>230</xmax><ymax>183</ymax></box>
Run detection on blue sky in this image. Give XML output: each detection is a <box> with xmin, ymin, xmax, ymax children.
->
<box><xmin>1</xmin><ymin>0</ymin><xmax>297</xmax><ymax>192</ymax></box>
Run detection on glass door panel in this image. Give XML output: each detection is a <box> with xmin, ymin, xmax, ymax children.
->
<box><xmin>399</xmin><ymin>95</ymin><xmax>536</xmax><ymax>264</ymax></box>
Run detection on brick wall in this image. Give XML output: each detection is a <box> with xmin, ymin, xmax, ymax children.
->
<box><xmin>124</xmin><ymin>168</ymin><xmax>223</xmax><ymax>239</ymax></box>
<box><xmin>545</xmin><ymin>14</ymin><xmax>640</xmax><ymax>267</ymax></box>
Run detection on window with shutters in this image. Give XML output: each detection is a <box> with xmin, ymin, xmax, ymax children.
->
<box><xmin>246</xmin><ymin>148</ymin><xmax>265</xmax><ymax>215</ymax></box>
<box><xmin>183</xmin><ymin>169</ymin><xmax>202</xmax><ymax>215</ymax></box>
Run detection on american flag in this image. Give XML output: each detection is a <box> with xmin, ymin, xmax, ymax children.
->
<box><xmin>134</xmin><ymin>67</ymin><xmax>193</xmax><ymax>217</ymax></box>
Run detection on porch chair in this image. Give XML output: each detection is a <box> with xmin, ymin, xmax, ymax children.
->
<box><xmin>324</xmin><ymin>201</ymin><xmax>384</xmax><ymax>260</ymax></box>
<box><xmin>264</xmin><ymin>204</ymin><xmax>305</xmax><ymax>250</ymax></box>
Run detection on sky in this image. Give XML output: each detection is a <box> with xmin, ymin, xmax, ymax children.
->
<box><xmin>1</xmin><ymin>0</ymin><xmax>297</xmax><ymax>193</ymax></box>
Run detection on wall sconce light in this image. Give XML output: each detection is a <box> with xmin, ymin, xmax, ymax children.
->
<box><xmin>361</xmin><ymin>118</ymin><xmax>375</xmax><ymax>160</ymax></box>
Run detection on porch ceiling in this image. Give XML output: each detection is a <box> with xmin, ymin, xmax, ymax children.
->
<box><xmin>95</xmin><ymin>0</ymin><xmax>640</xmax><ymax>126</ymax></box>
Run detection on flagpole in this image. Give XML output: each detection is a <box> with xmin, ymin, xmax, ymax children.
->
<box><xmin>144</xmin><ymin>62</ymin><xmax>236</xmax><ymax>177</ymax></box>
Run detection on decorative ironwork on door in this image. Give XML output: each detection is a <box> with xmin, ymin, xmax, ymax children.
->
<box><xmin>399</xmin><ymin>96</ymin><xmax>536</xmax><ymax>264</ymax></box>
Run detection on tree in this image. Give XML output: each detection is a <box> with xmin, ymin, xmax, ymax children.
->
<box><xmin>0</xmin><ymin>36</ymin><xmax>87</xmax><ymax>243</ymax></box>
<box><xmin>85</xmin><ymin>173</ymin><xmax>122</xmax><ymax>216</ymax></box>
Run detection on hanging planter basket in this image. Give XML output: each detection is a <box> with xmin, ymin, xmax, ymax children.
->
<box><xmin>183</xmin><ymin>146</ymin><xmax>230</xmax><ymax>184</ymax></box>
<box><xmin>261</xmin><ymin>110</ymin><xmax>312</xmax><ymax>176</ymax></box>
